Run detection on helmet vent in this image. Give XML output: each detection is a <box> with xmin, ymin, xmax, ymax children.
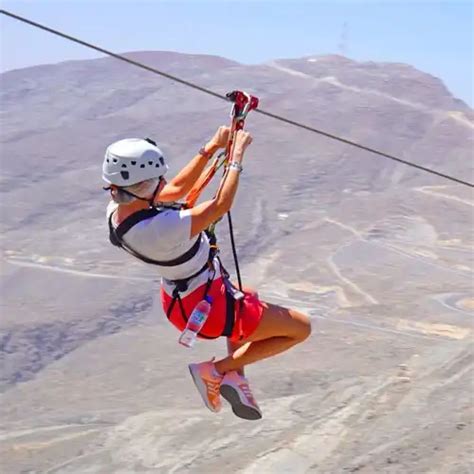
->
<box><xmin>113</xmin><ymin>158</ymin><xmax>118</xmax><ymax>163</ymax></box>
<box><xmin>148</xmin><ymin>161</ymin><xmax>153</xmax><ymax>165</ymax></box>
<box><xmin>140</xmin><ymin>164</ymin><xmax>145</xmax><ymax>168</ymax></box>
<box><xmin>120</xmin><ymin>171</ymin><xmax>129</xmax><ymax>180</ymax></box>
<box><xmin>131</xmin><ymin>161</ymin><xmax>136</xmax><ymax>165</ymax></box>
<box><xmin>121</xmin><ymin>164</ymin><xmax>127</xmax><ymax>168</ymax></box>
<box><xmin>159</xmin><ymin>157</ymin><xmax>165</xmax><ymax>165</ymax></box>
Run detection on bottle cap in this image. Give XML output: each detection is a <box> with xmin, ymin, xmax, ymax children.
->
<box><xmin>204</xmin><ymin>295</ymin><xmax>213</xmax><ymax>304</ymax></box>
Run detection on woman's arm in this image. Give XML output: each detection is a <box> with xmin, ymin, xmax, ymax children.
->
<box><xmin>188</xmin><ymin>130</ymin><xmax>252</xmax><ymax>237</ymax></box>
<box><xmin>156</xmin><ymin>126</ymin><xmax>230</xmax><ymax>203</ymax></box>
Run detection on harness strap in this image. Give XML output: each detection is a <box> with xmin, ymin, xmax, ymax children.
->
<box><xmin>177</xmin><ymin>296</ymin><xmax>187</xmax><ymax>325</ymax></box>
<box><xmin>109</xmin><ymin>209</ymin><xmax>202</xmax><ymax>267</ymax></box>
<box><xmin>111</xmin><ymin>208</ymin><xmax>161</xmax><ymax>241</ymax></box>
<box><xmin>223</xmin><ymin>289</ymin><xmax>235</xmax><ymax>337</ymax></box>
<box><xmin>165</xmin><ymin>247</ymin><xmax>215</xmax><ymax>291</ymax></box>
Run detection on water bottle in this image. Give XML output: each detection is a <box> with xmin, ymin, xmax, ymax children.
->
<box><xmin>178</xmin><ymin>296</ymin><xmax>213</xmax><ymax>348</ymax></box>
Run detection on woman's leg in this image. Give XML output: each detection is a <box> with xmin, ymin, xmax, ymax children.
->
<box><xmin>227</xmin><ymin>339</ymin><xmax>246</xmax><ymax>376</ymax></box>
<box><xmin>214</xmin><ymin>302</ymin><xmax>311</xmax><ymax>374</ymax></box>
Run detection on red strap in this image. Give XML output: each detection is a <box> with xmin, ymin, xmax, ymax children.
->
<box><xmin>185</xmin><ymin>159</ymin><xmax>220</xmax><ymax>208</ymax></box>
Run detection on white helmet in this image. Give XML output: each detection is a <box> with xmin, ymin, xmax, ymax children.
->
<box><xmin>102</xmin><ymin>138</ymin><xmax>168</xmax><ymax>187</ymax></box>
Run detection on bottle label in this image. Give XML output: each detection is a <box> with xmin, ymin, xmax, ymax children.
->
<box><xmin>188</xmin><ymin>310</ymin><xmax>206</xmax><ymax>332</ymax></box>
<box><xmin>191</xmin><ymin>311</ymin><xmax>206</xmax><ymax>324</ymax></box>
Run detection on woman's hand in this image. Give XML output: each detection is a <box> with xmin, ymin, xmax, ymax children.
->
<box><xmin>232</xmin><ymin>130</ymin><xmax>253</xmax><ymax>162</ymax></box>
<box><xmin>209</xmin><ymin>126</ymin><xmax>231</xmax><ymax>149</ymax></box>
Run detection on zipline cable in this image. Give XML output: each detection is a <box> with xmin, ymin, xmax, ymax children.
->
<box><xmin>1</xmin><ymin>8</ymin><xmax>473</xmax><ymax>189</ymax></box>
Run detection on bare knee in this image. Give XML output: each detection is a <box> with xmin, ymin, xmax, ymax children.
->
<box><xmin>247</xmin><ymin>303</ymin><xmax>312</xmax><ymax>343</ymax></box>
<box><xmin>293</xmin><ymin>312</ymin><xmax>312</xmax><ymax>342</ymax></box>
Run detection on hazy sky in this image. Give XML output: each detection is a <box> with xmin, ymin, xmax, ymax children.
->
<box><xmin>1</xmin><ymin>1</ymin><xmax>473</xmax><ymax>105</ymax></box>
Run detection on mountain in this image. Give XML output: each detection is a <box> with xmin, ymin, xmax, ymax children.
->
<box><xmin>1</xmin><ymin>51</ymin><xmax>473</xmax><ymax>473</ymax></box>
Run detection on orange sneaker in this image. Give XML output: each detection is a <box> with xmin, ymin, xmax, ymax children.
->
<box><xmin>188</xmin><ymin>360</ymin><xmax>223</xmax><ymax>413</ymax></box>
<box><xmin>220</xmin><ymin>371</ymin><xmax>262</xmax><ymax>420</ymax></box>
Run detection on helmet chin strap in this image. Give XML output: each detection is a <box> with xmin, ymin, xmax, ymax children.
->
<box><xmin>150</xmin><ymin>176</ymin><xmax>164</xmax><ymax>205</ymax></box>
<box><xmin>103</xmin><ymin>176</ymin><xmax>164</xmax><ymax>206</ymax></box>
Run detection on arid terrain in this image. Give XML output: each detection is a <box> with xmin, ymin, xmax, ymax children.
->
<box><xmin>1</xmin><ymin>51</ymin><xmax>473</xmax><ymax>473</ymax></box>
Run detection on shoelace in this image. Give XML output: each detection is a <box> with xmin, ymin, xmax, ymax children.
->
<box><xmin>239</xmin><ymin>383</ymin><xmax>258</xmax><ymax>406</ymax></box>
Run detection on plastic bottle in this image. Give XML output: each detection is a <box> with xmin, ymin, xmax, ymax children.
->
<box><xmin>178</xmin><ymin>295</ymin><xmax>213</xmax><ymax>348</ymax></box>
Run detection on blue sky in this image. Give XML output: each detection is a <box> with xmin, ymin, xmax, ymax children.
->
<box><xmin>1</xmin><ymin>1</ymin><xmax>473</xmax><ymax>105</ymax></box>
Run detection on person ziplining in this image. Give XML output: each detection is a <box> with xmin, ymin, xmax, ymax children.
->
<box><xmin>103</xmin><ymin>91</ymin><xmax>311</xmax><ymax>420</ymax></box>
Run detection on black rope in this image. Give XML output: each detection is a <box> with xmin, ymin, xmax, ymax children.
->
<box><xmin>2</xmin><ymin>8</ymin><xmax>473</xmax><ymax>189</ymax></box>
<box><xmin>227</xmin><ymin>211</ymin><xmax>243</xmax><ymax>293</ymax></box>
<box><xmin>0</xmin><ymin>9</ymin><xmax>227</xmax><ymax>102</ymax></box>
<box><xmin>255</xmin><ymin>110</ymin><xmax>474</xmax><ymax>188</ymax></box>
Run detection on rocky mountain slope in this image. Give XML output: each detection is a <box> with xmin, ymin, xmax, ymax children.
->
<box><xmin>1</xmin><ymin>51</ymin><xmax>473</xmax><ymax>473</ymax></box>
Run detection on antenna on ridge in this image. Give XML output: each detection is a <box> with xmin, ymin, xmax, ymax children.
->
<box><xmin>338</xmin><ymin>21</ymin><xmax>349</xmax><ymax>57</ymax></box>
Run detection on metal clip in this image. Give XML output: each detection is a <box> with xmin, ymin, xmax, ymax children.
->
<box><xmin>223</xmin><ymin>277</ymin><xmax>245</xmax><ymax>301</ymax></box>
<box><xmin>227</xmin><ymin>90</ymin><xmax>259</xmax><ymax>121</ymax></box>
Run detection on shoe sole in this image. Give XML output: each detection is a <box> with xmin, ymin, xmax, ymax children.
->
<box><xmin>220</xmin><ymin>384</ymin><xmax>262</xmax><ymax>420</ymax></box>
<box><xmin>188</xmin><ymin>364</ymin><xmax>219</xmax><ymax>413</ymax></box>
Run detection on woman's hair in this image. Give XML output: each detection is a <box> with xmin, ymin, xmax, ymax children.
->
<box><xmin>112</xmin><ymin>178</ymin><xmax>160</xmax><ymax>204</ymax></box>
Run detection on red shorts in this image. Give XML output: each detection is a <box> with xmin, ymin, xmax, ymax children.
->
<box><xmin>160</xmin><ymin>277</ymin><xmax>264</xmax><ymax>342</ymax></box>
